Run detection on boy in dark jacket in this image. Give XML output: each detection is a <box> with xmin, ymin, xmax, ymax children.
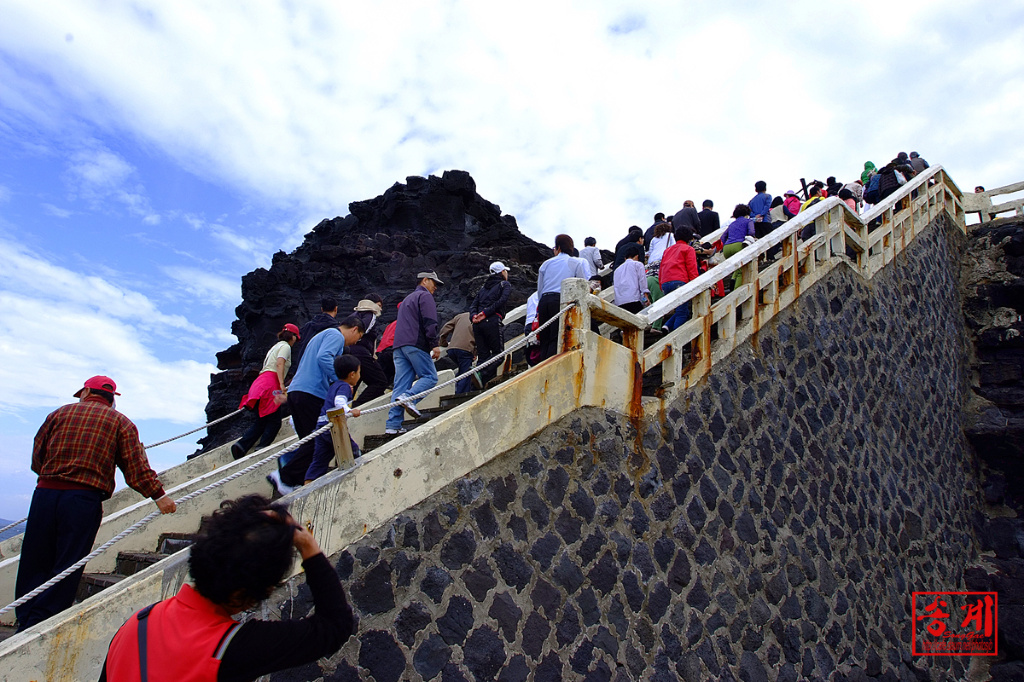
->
<box><xmin>471</xmin><ymin>262</ymin><xmax>512</xmax><ymax>388</ymax></box>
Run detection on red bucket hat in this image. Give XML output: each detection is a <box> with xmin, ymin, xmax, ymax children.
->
<box><xmin>74</xmin><ymin>375</ymin><xmax>121</xmax><ymax>398</ymax></box>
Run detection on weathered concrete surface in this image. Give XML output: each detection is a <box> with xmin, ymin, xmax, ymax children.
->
<box><xmin>258</xmin><ymin>219</ymin><xmax>978</xmax><ymax>680</ymax></box>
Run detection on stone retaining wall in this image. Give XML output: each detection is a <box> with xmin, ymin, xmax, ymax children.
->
<box><xmin>264</xmin><ymin>218</ymin><xmax>978</xmax><ymax>682</ymax></box>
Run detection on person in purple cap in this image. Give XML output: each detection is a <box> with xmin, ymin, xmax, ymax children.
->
<box><xmin>15</xmin><ymin>376</ymin><xmax>176</xmax><ymax>631</ymax></box>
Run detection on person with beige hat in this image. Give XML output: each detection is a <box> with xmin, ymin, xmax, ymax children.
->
<box><xmin>347</xmin><ymin>294</ymin><xmax>390</xmax><ymax>406</ymax></box>
<box><xmin>385</xmin><ymin>272</ymin><xmax>444</xmax><ymax>434</ymax></box>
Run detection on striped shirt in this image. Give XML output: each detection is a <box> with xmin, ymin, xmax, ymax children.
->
<box><xmin>32</xmin><ymin>396</ymin><xmax>165</xmax><ymax>500</ymax></box>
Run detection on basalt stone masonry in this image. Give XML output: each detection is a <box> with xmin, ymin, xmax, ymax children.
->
<box><xmin>264</xmin><ymin>218</ymin><xmax>978</xmax><ymax>681</ymax></box>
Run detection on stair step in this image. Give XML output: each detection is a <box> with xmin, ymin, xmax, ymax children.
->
<box><xmin>157</xmin><ymin>533</ymin><xmax>195</xmax><ymax>555</ymax></box>
<box><xmin>116</xmin><ymin>551</ymin><xmax>167</xmax><ymax>576</ymax></box>
<box><xmin>77</xmin><ymin>573</ymin><xmax>127</xmax><ymax>601</ymax></box>
<box><xmin>439</xmin><ymin>391</ymin><xmax>484</xmax><ymax>408</ymax></box>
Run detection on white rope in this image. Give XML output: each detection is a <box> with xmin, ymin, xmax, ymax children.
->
<box><xmin>0</xmin><ymin>423</ymin><xmax>332</xmax><ymax>618</ymax></box>
<box><xmin>0</xmin><ymin>518</ymin><xmax>26</xmax><ymax>535</ymax></box>
<box><xmin>1</xmin><ymin>303</ymin><xmax>575</xmax><ymax>618</ymax></box>
<box><xmin>358</xmin><ymin>302</ymin><xmax>577</xmax><ymax>416</ymax></box>
<box><xmin>144</xmin><ymin>408</ymin><xmax>244</xmax><ymax>449</ymax></box>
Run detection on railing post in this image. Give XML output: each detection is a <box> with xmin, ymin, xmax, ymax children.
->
<box><xmin>326</xmin><ymin>407</ymin><xmax>355</xmax><ymax>471</ymax></box>
<box><xmin>559</xmin><ymin>278</ymin><xmax>592</xmax><ymax>353</ymax></box>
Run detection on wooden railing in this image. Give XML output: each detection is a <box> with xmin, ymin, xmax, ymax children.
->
<box><xmin>961</xmin><ymin>180</ymin><xmax>1024</xmax><ymax>223</ymax></box>
<box><xmin>553</xmin><ymin>165</ymin><xmax>965</xmax><ymax>397</ymax></box>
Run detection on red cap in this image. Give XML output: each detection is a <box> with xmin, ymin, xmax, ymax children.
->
<box><xmin>74</xmin><ymin>375</ymin><xmax>120</xmax><ymax>398</ymax></box>
<box><xmin>284</xmin><ymin>323</ymin><xmax>301</xmax><ymax>339</ymax></box>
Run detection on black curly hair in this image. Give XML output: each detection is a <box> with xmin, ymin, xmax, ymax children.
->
<box><xmin>188</xmin><ymin>495</ymin><xmax>295</xmax><ymax>606</ymax></box>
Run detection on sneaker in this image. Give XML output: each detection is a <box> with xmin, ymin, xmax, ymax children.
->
<box><xmin>384</xmin><ymin>427</ymin><xmax>408</xmax><ymax>435</ymax></box>
<box><xmin>230</xmin><ymin>442</ymin><xmax>246</xmax><ymax>460</ymax></box>
<box><xmin>266</xmin><ymin>469</ymin><xmax>296</xmax><ymax>496</ymax></box>
<box><xmin>397</xmin><ymin>394</ymin><xmax>422</xmax><ymax>419</ymax></box>
<box><xmin>471</xmin><ymin>371</ymin><xmax>484</xmax><ymax>390</ymax></box>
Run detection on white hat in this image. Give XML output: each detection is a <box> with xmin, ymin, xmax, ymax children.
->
<box><xmin>489</xmin><ymin>261</ymin><xmax>508</xmax><ymax>274</ymax></box>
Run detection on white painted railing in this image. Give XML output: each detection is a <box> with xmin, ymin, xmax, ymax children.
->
<box><xmin>961</xmin><ymin>180</ymin><xmax>1024</xmax><ymax>223</ymax></box>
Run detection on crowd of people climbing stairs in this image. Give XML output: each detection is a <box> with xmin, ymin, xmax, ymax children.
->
<box><xmin>229</xmin><ymin>149</ymin><xmax>931</xmax><ymax>496</ymax></box>
<box><xmin>9</xmin><ymin>150</ymin><xmax>929</xmax><ymax>677</ymax></box>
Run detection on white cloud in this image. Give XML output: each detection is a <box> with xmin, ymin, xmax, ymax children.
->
<box><xmin>0</xmin><ymin>237</ymin><xmax>202</xmax><ymax>334</ymax></box>
<box><xmin>2</xmin><ymin>1</ymin><xmax>1021</xmax><ymax>250</ymax></box>
<box><xmin>0</xmin><ymin>291</ymin><xmax>214</xmax><ymax>421</ymax></box>
<box><xmin>162</xmin><ymin>266</ymin><xmax>240</xmax><ymax>307</ymax></box>
<box><xmin>0</xmin><ymin>185</ymin><xmax>10</xmax><ymax>203</ymax></box>
<box><xmin>63</xmin><ymin>146</ymin><xmax>162</xmax><ymax>224</ymax></box>
<box><xmin>42</xmin><ymin>202</ymin><xmax>72</xmax><ymax>218</ymax></box>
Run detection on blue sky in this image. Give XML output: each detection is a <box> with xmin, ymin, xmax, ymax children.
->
<box><xmin>1</xmin><ymin>0</ymin><xmax>1023</xmax><ymax>519</ymax></box>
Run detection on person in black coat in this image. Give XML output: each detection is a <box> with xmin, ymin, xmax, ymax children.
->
<box><xmin>613</xmin><ymin>227</ymin><xmax>645</xmax><ymax>270</ymax></box>
<box><xmin>345</xmin><ymin>294</ymin><xmax>390</xmax><ymax>406</ymax></box>
<box><xmin>292</xmin><ymin>297</ymin><xmax>339</xmax><ymax>375</ymax></box>
<box><xmin>471</xmin><ymin>262</ymin><xmax>512</xmax><ymax>387</ymax></box>
<box><xmin>697</xmin><ymin>200</ymin><xmax>720</xmax><ymax>237</ymax></box>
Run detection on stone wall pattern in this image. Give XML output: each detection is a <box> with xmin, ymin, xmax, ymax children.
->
<box><xmin>264</xmin><ymin>219</ymin><xmax>979</xmax><ymax>681</ymax></box>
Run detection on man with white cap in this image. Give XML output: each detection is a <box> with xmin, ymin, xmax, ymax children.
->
<box><xmin>385</xmin><ymin>272</ymin><xmax>444</xmax><ymax>434</ymax></box>
<box><xmin>471</xmin><ymin>261</ymin><xmax>512</xmax><ymax>389</ymax></box>
<box><xmin>15</xmin><ymin>376</ymin><xmax>176</xmax><ymax>631</ymax></box>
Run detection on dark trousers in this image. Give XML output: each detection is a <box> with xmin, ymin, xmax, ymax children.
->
<box><xmin>447</xmin><ymin>348</ymin><xmax>475</xmax><ymax>394</ymax></box>
<box><xmin>537</xmin><ymin>292</ymin><xmax>562</xmax><ymax>361</ymax></box>
<box><xmin>620</xmin><ymin>300</ymin><xmax>644</xmax><ymax>314</ymax></box>
<box><xmin>235</xmin><ymin>408</ymin><xmax>283</xmax><ymax>457</ymax></box>
<box><xmin>280</xmin><ymin>390</ymin><xmax>323</xmax><ymax>487</ymax></box>
<box><xmin>472</xmin><ymin>316</ymin><xmax>503</xmax><ymax>386</ymax></box>
<box><xmin>377</xmin><ymin>348</ymin><xmax>396</xmax><ymax>386</ymax></box>
<box><xmin>347</xmin><ymin>347</ymin><xmax>388</xmax><ymax>407</ymax></box>
<box><xmin>15</xmin><ymin>487</ymin><xmax>104</xmax><ymax>631</ymax></box>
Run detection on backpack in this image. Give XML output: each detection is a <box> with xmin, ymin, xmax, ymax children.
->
<box><xmin>863</xmin><ymin>173</ymin><xmax>881</xmax><ymax>204</ymax></box>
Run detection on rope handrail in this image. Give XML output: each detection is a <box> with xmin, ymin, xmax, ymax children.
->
<box><xmin>0</xmin><ymin>306</ymin><xmax>575</xmax><ymax>619</ymax></box>
<box><xmin>0</xmin><ymin>308</ymin><xmax>575</xmax><ymax>545</ymax></box>
<box><xmin>357</xmin><ymin>302</ymin><xmax>576</xmax><ymax>416</ymax></box>
<box><xmin>0</xmin><ymin>519</ymin><xmax>25</xmax><ymax>536</ymax></box>
<box><xmin>0</xmin><ymin>422</ymin><xmax>333</xmax><ymax>618</ymax></box>
<box><xmin>143</xmin><ymin>407</ymin><xmax>244</xmax><ymax>449</ymax></box>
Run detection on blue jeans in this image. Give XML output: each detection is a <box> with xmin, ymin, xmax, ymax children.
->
<box><xmin>386</xmin><ymin>346</ymin><xmax>438</xmax><ymax>430</ymax></box>
<box><xmin>660</xmin><ymin>280</ymin><xmax>692</xmax><ymax>332</ymax></box>
<box><xmin>447</xmin><ymin>348</ymin><xmax>475</xmax><ymax>394</ymax></box>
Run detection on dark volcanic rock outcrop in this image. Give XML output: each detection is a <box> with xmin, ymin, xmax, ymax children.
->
<box><xmin>961</xmin><ymin>217</ymin><xmax>1024</xmax><ymax>672</ymax></box>
<box><xmin>199</xmin><ymin>171</ymin><xmax>552</xmax><ymax>451</ymax></box>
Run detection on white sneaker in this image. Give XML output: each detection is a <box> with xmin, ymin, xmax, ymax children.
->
<box><xmin>396</xmin><ymin>394</ymin><xmax>422</xmax><ymax>419</ymax></box>
<box><xmin>384</xmin><ymin>427</ymin><xmax>408</xmax><ymax>435</ymax></box>
<box><xmin>267</xmin><ymin>469</ymin><xmax>296</xmax><ymax>496</ymax></box>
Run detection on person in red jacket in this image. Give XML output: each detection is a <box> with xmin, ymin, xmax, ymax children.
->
<box><xmin>101</xmin><ymin>494</ymin><xmax>354</xmax><ymax>681</ymax></box>
<box><xmin>658</xmin><ymin>227</ymin><xmax>700</xmax><ymax>332</ymax></box>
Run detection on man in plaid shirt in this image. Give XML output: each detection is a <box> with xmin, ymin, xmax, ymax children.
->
<box><xmin>14</xmin><ymin>375</ymin><xmax>176</xmax><ymax>632</ymax></box>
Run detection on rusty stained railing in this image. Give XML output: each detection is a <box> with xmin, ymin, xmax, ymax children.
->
<box><xmin>551</xmin><ymin>165</ymin><xmax>965</xmax><ymax>402</ymax></box>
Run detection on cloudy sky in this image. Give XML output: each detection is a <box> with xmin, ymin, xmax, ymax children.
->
<box><xmin>1</xmin><ymin>0</ymin><xmax>1022</xmax><ymax>519</ymax></box>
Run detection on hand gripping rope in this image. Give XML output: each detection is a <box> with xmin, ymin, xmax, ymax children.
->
<box><xmin>0</xmin><ymin>303</ymin><xmax>576</xmax><ymax>618</ymax></box>
<box><xmin>0</xmin><ymin>422</ymin><xmax>331</xmax><ymax>618</ymax></box>
<box><xmin>0</xmin><ymin>407</ymin><xmax>249</xmax><ymax>536</ymax></box>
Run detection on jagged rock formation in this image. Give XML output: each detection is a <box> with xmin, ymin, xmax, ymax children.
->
<box><xmin>961</xmin><ymin>217</ymin><xmax>1024</xmax><ymax>677</ymax></box>
<box><xmin>199</xmin><ymin>171</ymin><xmax>554</xmax><ymax>450</ymax></box>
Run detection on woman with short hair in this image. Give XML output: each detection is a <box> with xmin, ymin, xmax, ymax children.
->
<box><xmin>231</xmin><ymin>324</ymin><xmax>300</xmax><ymax>459</ymax></box>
